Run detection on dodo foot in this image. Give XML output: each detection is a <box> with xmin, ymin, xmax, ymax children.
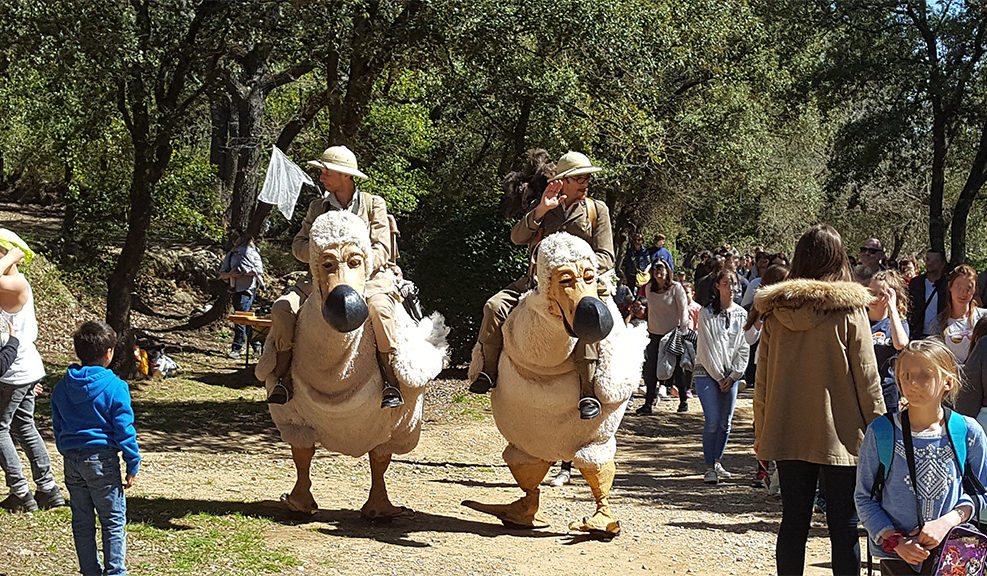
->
<box><xmin>462</xmin><ymin>499</ymin><xmax>550</xmax><ymax>529</ymax></box>
<box><xmin>569</xmin><ymin>511</ymin><xmax>621</xmax><ymax>537</ymax></box>
<box><xmin>361</xmin><ymin>500</ymin><xmax>414</xmax><ymax>522</ymax></box>
<box><xmin>280</xmin><ymin>492</ymin><xmax>318</xmax><ymax>516</ymax></box>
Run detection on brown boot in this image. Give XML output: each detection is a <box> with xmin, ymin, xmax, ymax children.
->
<box><xmin>570</xmin><ymin>460</ymin><xmax>621</xmax><ymax>536</ymax></box>
<box><xmin>469</xmin><ymin>343</ymin><xmax>501</xmax><ymax>394</ymax></box>
<box><xmin>575</xmin><ymin>358</ymin><xmax>601</xmax><ymax>420</ymax></box>
<box><xmin>268</xmin><ymin>350</ymin><xmax>294</xmax><ymax>405</ymax></box>
<box><xmin>378</xmin><ymin>351</ymin><xmax>404</xmax><ymax>409</ymax></box>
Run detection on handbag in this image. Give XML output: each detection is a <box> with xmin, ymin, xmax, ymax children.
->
<box><xmin>636</xmin><ymin>270</ymin><xmax>651</xmax><ymax>287</ymax></box>
<box><xmin>933</xmin><ymin>524</ymin><xmax>987</xmax><ymax>575</ymax></box>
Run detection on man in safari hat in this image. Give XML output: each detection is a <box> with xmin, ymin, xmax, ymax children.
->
<box><xmin>259</xmin><ymin>145</ymin><xmax>405</xmax><ymax>409</ymax></box>
<box><xmin>469</xmin><ymin>151</ymin><xmax>615</xmax><ymax>420</ymax></box>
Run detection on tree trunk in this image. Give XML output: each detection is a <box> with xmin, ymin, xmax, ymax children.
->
<box><xmin>929</xmin><ymin>110</ymin><xmax>948</xmax><ymax>259</ymax></box>
<box><xmin>950</xmin><ymin>120</ymin><xmax>987</xmax><ymax>268</ymax></box>
<box><xmin>106</xmin><ymin>157</ymin><xmax>156</xmax><ymax>378</ymax></box>
<box><xmin>228</xmin><ymin>85</ymin><xmax>267</xmax><ymax>235</ymax></box>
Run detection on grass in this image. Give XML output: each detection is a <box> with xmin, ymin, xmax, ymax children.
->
<box><xmin>450</xmin><ymin>392</ymin><xmax>490</xmax><ymax>421</ymax></box>
<box><xmin>0</xmin><ymin>506</ymin><xmax>299</xmax><ymax>576</ymax></box>
<box><xmin>128</xmin><ymin>512</ymin><xmax>300</xmax><ymax>576</ymax></box>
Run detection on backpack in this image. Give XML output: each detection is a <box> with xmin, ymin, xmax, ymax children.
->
<box><xmin>870</xmin><ymin>409</ymin><xmax>985</xmax><ymax>505</ymax></box>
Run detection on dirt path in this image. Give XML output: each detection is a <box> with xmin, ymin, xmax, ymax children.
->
<box><xmin>103</xmin><ymin>382</ymin><xmax>846</xmax><ymax>575</ymax></box>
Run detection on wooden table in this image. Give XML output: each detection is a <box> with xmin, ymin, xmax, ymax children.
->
<box><xmin>227</xmin><ymin>314</ymin><xmax>273</xmax><ymax>368</ymax></box>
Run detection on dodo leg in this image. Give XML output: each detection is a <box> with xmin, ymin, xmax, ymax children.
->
<box><xmin>361</xmin><ymin>451</ymin><xmax>413</xmax><ymax>520</ymax></box>
<box><xmin>280</xmin><ymin>444</ymin><xmax>318</xmax><ymax>514</ymax></box>
<box><xmin>570</xmin><ymin>460</ymin><xmax>621</xmax><ymax>536</ymax></box>
<box><xmin>463</xmin><ymin>458</ymin><xmax>552</xmax><ymax>528</ymax></box>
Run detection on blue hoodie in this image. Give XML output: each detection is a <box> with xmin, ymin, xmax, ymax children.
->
<box><xmin>51</xmin><ymin>364</ymin><xmax>141</xmax><ymax>476</ymax></box>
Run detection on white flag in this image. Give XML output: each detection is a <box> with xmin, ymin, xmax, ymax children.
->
<box><xmin>257</xmin><ymin>146</ymin><xmax>315</xmax><ymax>220</ymax></box>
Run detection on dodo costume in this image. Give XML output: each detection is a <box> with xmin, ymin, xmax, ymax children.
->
<box><xmin>258</xmin><ymin>210</ymin><xmax>448</xmax><ymax>519</ymax></box>
<box><xmin>464</xmin><ymin>232</ymin><xmax>647</xmax><ymax>535</ymax></box>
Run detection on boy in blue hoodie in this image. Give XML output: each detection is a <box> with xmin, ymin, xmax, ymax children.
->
<box><xmin>52</xmin><ymin>321</ymin><xmax>140</xmax><ymax>576</ymax></box>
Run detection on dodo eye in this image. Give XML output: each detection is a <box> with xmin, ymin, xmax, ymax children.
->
<box><xmin>583</xmin><ymin>270</ymin><xmax>596</xmax><ymax>283</ymax></box>
<box><xmin>559</xmin><ymin>274</ymin><xmax>576</xmax><ymax>287</ymax></box>
<box><xmin>347</xmin><ymin>257</ymin><xmax>363</xmax><ymax>269</ymax></box>
<box><xmin>322</xmin><ymin>261</ymin><xmax>337</xmax><ymax>272</ymax></box>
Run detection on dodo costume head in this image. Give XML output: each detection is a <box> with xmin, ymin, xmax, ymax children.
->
<box><xmin>536</xmin><ymin>233</ymin><xmax>613</xmax><ymax>343</ymax></box>
<box><xmin>309</xmin><ymin>211</ymin><xmax>373</xmax><ymax>332</ymax></box>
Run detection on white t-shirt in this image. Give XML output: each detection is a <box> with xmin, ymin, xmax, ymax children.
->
<box><xmin>0</xmin><ymin>275</ymin><xmax>45</xmax><ymax>385</ymax></box>
<box><xmin>923</xmin><ymin>278</ymin><xmax>940</xmax><ymax>336</ymax></box>
<box><xmin>943</xmin><ymin>307</ymin><xmax>987</xmax><ymax>364</ymax></box>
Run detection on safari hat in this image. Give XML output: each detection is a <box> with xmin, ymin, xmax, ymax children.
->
<box><xmin>552</xmin><ymin>151</ymin><xmax>602</xmax><ymax>181</ymax></box>
<box><xmin>306</xmin><ymin>145</ymin><xmax>368</xmax><ymax>179</ymax></box>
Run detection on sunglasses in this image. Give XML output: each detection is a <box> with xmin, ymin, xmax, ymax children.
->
<box><xmin>860</xmin><ymin>247</ymin><xmax>882</xmax><ymax>254</ymax></box>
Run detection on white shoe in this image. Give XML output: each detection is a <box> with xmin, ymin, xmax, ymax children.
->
<box><xmin>658</xmin><ymin>385</ymin><xmax>669</xmax><ymax>399</ymax></box>
<box><xmin>703</xmin><ymin>468</ymin><xmax>718</xmax><ymax>484</ymax></box>
<box><xmin>714</xmin><ymin>462</ymin><xmax>732</xmax><ymax>479</ymax></box>
<box><xmin>550</xmin><ymin>470</ymin><xmax>571</xmax><ymax>487</ymax></box>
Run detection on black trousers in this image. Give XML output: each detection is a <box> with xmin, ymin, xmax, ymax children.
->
<box><xmin>776</xmin><ymin>460</ymin><xmax>860</xmax><ymax>576</ymax></box>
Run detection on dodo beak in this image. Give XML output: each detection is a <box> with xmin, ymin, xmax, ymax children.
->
<box><xmin>322</xmin><ymin>284</ymin><xmax>369</xmax><ymax>332</ymax></box>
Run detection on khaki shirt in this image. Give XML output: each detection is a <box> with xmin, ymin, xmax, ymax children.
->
<box><xmin>511</xmin><ymin>198</ymin><xmax>615</xmax><ymax>274</ymax></box>
<box><xmin>292</xmin><ymin>190</ymin><xmax>392</xmax><ymax>272</ymax></box>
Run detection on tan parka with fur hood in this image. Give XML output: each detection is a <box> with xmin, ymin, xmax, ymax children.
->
<box><xmin>753</xmin><ymin>279</ymin><xmax>885</xmax><ymax>466</ymax></box>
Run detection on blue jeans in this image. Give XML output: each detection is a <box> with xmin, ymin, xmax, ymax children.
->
<box><xmin>231</xmin><ymin>290</ymin><xmax>256</xmax><ymax>351</ymax></box>
<box><xmin>63</xmin><ymin>448</ymin><xmax>128</xmax><ymax>576</ymax></box>
<box><xmin>0</xmin><ymin>381</ymin><xmax>56</xmax><ymax>496</ymax></box>
<box><xmin>695</xmin><ymin>375</ymin><xmax>738</xmax><ymax>466</ymax></box>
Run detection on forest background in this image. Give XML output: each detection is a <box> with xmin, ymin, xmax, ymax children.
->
<box><xmin>1</xmin><ymin>0</ymin><xmax>986</xmax><ymax>364</ymax></box>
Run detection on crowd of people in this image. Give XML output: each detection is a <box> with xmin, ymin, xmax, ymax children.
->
<box><xmin>617</xmin><ymin>226</ymin><xmax>987</xmax><ymax>575</ymax></box>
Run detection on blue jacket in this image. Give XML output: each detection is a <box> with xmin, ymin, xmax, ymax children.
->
<box><xmin>854</xmin><ymin>412</ymin><xmax>987</xmax><ymax>562</ymax></box>
<box><xmin>51</xmin><ymin>364</ymin><xmax>141</xmax><ymax>475</ymax></box>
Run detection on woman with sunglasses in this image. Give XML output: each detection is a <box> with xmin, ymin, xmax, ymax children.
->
<box><xmin>694</xmin><ymin>269</ymin><xmax>749</xmax><ymax>484</ymax></box>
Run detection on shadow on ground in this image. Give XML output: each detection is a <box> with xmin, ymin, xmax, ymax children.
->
<box><xmin>127</xmin><ymin>496</ymin><xmax>579</xmax><ymax>548</ymax></box>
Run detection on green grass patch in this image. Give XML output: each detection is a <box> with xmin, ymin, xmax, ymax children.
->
<box><xmin>450</xmin><ymin>392</ymin><xmax>490</xmax><ymax>421</ymax></box>
<box><xmin>128</xmin><ymin>512</ymin><xmax>299</xmax><ymax>575</ymax></box>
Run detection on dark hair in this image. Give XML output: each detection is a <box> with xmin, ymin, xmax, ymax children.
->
<box><xmin>73</xmin><ymin>321</ymin><xmax>117</xmax><ymax>366</ymax></box>
<box><xmin>745</xmin><ymin>265</ymin><xmax>790</xmax><ymax>330</ymax></box>
<box><xmin>710</xmin><ymin>269</ymin><xmax>737</xmax><ymax>314</ymax></box>
<box><xmin>789</xmin><ymin>224</ymin><xmax>852</xmax><ymax>282</ymax></box>
<box><xmin>649</xmin><ymin>258</ymin><xmax>672</xmax><ymax>292</ymax></box>
<box><xmin>972</xmin><ymin>316</ymin><xmax>987</xmax><ymax>355</ymax></box>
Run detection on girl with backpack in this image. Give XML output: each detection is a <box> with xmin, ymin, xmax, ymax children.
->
<box><xmin>855</xmin><ymin>340</ymin><xmax>987</xmax><ymax>575</ymax></box>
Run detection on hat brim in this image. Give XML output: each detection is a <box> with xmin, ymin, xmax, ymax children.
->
<box><xmin>553</xmin><ymin>166</ymin><xmax>602</xmax><ymax>181</ymax></box>
<box><xmin>305</xmin><ymin>160</ymin><xmax>368</xmax><ymax>180</ymax></box>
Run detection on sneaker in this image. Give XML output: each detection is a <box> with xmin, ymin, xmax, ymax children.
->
<box><xmin>714</xmin><ymin>462</ymin><xmax>732</xmax><ymax>479</ymax></box>
<box><xmin>251</xmin><ymin>342</ymin><xmax>263</xmax><ymax>356</ymax></box>
<box><xmin>0</xmin><ymin>491</ymin><xmax>39</xmax><ymax>513</ymax></box>
<box><xmin>550</xmin><ymin>470</ymin><xmax>571</xmax><ymax>487</ymax></box>
<box><xmin>657</xmin><ymin>385</ymin><xmax>668</xmax><ymax>399</ymax></box>
<box><xmin>703</xmin><ymin>468</ymin><xmax>718</xmax><ymax>485</ymax></box>
<box><xmin>686</xmin><ymin>389</ymin><xmax>694</xmax><ymax>399</ymax></box>
<box><xmin>670</xmin><ymin>386</ymin><xmax>679</xmax><ymax>398</ymax></box>
<box><xmin>752</xmin><ymin>468</ymin><xmax>769</xmax><ymax>488</ymax></box>
<box><xmin>228</xmin><ymin>350</ymin><xmax>241</xmax><ymax>360</ymax></box>
<box><xmin>677</xmin><ymin>401</ymin><xmax>688</xmax><ymax>413</ymax></box>
<box><xmin>634</xmin><ymin>403</ymin><xmax>654</xmax><ymax>416</ymax></box>
<box><xmin>35</xmin><ymin>487</ymin><xmax>66</xmax><ymax>509</ymax></box>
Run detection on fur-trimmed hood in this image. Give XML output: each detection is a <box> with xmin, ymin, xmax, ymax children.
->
<box><xmin>753</xmin><ymin>279</ymin><xmax>873</xmax><ymax>333</ymax></box>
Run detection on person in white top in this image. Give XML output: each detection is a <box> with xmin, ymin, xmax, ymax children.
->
<box><xmin>694</xmin><ymin>269</ymin><xmax>749</xmax><ymax>484</ymax></box>
<box><xmin>0</xmin><ymin>237</ymin><xmax>65</xmax><ymax>512</ymax></box>
<box><xmin>938</xmin><ymin>265</ymin><xmax>987</xmax><ymax>364</ymax></box>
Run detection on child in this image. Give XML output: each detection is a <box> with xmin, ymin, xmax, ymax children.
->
<box><xmin>868</xmin><ymin>270</ymin><xmax>910</xmax><ymax>415</ymax></box>
<box><xmin>52</xmin><ymin>321</ymin><xmax>141</xmax><ymax>576</ymax></box>
<box><xmin>855</xmin><ymin>340</ymin><xmax>987</xmax><ymax>574</ymax></box>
